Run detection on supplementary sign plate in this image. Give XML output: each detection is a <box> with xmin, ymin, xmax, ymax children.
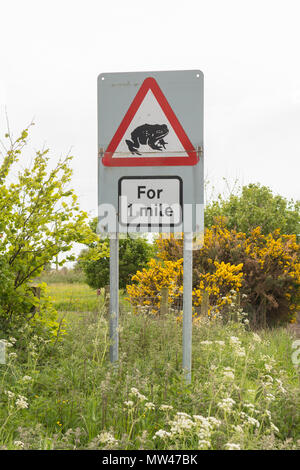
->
<box><xmin>118</xmin><ymin>176</ymin><xmax>182</xmax><ymax>227</ymax></box>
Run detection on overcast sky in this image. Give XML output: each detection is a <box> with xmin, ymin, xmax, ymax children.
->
<box><xmin>0</xmin><ymin>0</ymin><xmax>299</xmax><ymax>221</ymax></box>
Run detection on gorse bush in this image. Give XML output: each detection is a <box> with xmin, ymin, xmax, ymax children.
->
<box><xmin>192</xmin><ymin>261</ymin><xmax>244</xmax><ymax>316</ymax></box>
<box><xmin>127</xmin><ymin>221</ymin><xmax>300</xmax><ymax>325</ymax></box>
<box><xmin>126</xmin><ymin>258</ymin><xmax>183</xmax><ymax>313</ymax></box>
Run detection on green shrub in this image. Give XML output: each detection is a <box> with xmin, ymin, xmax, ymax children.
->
<box><xmin>0</xmin><ymin>125</ymin><xmax>94</xmax><ymax>334</ymax></box>
<box><xmin>205</xmin><ymin>183</ymin><xmax>299</xmax><ymax>237</ymax></box>
<box><xmin>78</xmin><ymin>220</ymin><xmax>155</xmax><ymax>290</ymax></box>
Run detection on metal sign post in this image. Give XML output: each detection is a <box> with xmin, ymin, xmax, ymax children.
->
<box><xmin>183</xmin><ymin>232</ymin><xmax>193</xmax><ymax>383</ymax></box>
<box><xmin>109</xmin><ymin>234</ymin><xmax>119</xmax><ymax>363</ymax></box>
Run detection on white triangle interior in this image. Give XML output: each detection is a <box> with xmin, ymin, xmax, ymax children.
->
<box><xmin>113</xmin><ymin>90</ymin><xmax>189</xmax><ymax>159</ymax></box>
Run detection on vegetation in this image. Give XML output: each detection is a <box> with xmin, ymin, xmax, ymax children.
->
<box><xmin>48</xmin><ymin>283</ymin><xmax>101</xmax><ymax>312</ymax></box>
<box><xmin>79</xmin><ymin>220</ymin><xmax>154</xmax><ymax>289</ymax></box>
<box><xmin>0</xmin><ymin>128</ymin><xmax>299</xmax><ymax>451</ymax></box>
<box><xmin>0</xmin><ymin>126</ymin><xmax>94</xmax><ymax>335</ymax></box>
<box><xmin>127</xmin><ymin>222</ymin><xmax>300</xmax><ymax>326</ymax></box>
<box><xmin>0</xmin><ymin>283</ymin><xmax>298</xmax><ymax>450</ymax></box>
<box><xmin>35</xmin><ymin>268</ymin><xmax>85</xmax><ymax>285</ymax></box>
<box><xmin>205</xmin><ymin>183</ymin><xmax>300</xmax><ymax>237</ymax></box>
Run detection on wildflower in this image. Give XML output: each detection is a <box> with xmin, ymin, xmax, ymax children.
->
<box><xmin>170</xmin><ymin>414</ymin><xmax>194</xmax><ymax>434</ymax></box>
<box><xmin>200</xmin><ymin>340</ymin><xmax>213</xmax><ymax>346</ymax></box>
<box><xmin>215</xmin><ymin>341</ymin><xmax>225</xmax><ymax>347</ymax></box>
<box><xmin>22</xmin><ymin>375</ymin><xmax>32</xmax><ymax>382</ymax></box>
<box><xmin>176</xmin><ymin>412</ymin><xmax>191</xmax><ymax>418</ymax></box>
<box><xmin>223</xmin><ymin>367</ymin><xmax>235</xmax><ymax>381</ymax></box>
<box><xmin>252</xmin><ymin>333</ymin><xmax>261</xmax><ymax>343</ymax></box>
<box><xmin>13</xmin><ymin>441</ymin><xmax>24</xmax><ymax>449</ymax></box>
<box><xmin>97</xmin><ymin>431</ymin><xmax>118</xmax><ymax>446</ymax></box>
<box><xmin>229</xmin><ymin>336</ymin><xmax>241</xmax><ymax>346</ymax></box>
<box><xmin>275</xmin><ymin>379</ymin><xmax>286</xmax><ymax>394</ymax></box>
<box><xmin>193</xmin><ymin>415</ymin><xmax>210</xmax><ymax>427</ymax></box>
<box><xmin>5</xmin><ymin>391</ymin><xmax>15</xmax><ymax>399</ymax></box>
<box><xmin>8</xmin><ymin>352</ymin><xmax>17</xmax><ymax>359</ymax></box>
<box><xmin>207</xmin><ymin>417</ymin><xmax>221</xmax><ymax>428</ymax></box>
<box><xmin>217</xmin><ymin>398</ymin><xmax>236</xmax><ymax>413</ymax></box>
<box><xmin>130</xmin><ymin>387</ymin><xmax>147</xmax><ymax>401</ymax></box>
<box><xmin>153</xmin><ymin>430</ymin><xmax>172</xmax><ymax>439</ymax></box>
<box><xmin>246</xmin><ymin>416</ymin><xmax>260</xmax><ymax>428</ymax></box>
<box><xmin>145</xmin><ymin>402</ymin><xmax>155</xmax><ymax>410</ymax></box>
<box><xmin>124</xmin><ymin>400</ymin><xmax>134</xmax><ymax>408</ymax></box>
<box><xmin>232</xmin><ymin>424</ymin><xmax>244</xmax><ymax>433</ymax></box>
<box><xmin>265</xmin><ymin>393</ymin><xmax>275</xmax><ymax>403</ymax></box>
<box><xmin>15</xmin><ymin>395</ymin><xmax>28</xmax><ymax>409</ymax></box>
<box><xmin>198</xmin><ymin>439</ymin><xmax>211</xmax><ymax>449</ymax></box>
<box><xmin>159</xmin><ymin>404</ymin><xmax>173</xmax><ymax>411</ymax></box>
<box><xmin>225</xmin><ymin>442</ymin><xmax>241</xmax><ymax>450</ymax></box>
<box><xmin>243</xmin><ymin>403</ymin><xmax>255</xmax><ymax>412</ymax></box>
<box><xmin>264</xmin><ymin>363</ymin><xmax>273</xmax><ymax>372</ymax></box>
<box><xmin>234</xmin><ymin>347</ymin><xmax>246</xmax><ymax>358</ymax></box>
<box><xmin>270</xmin><ymin>422</ymin><xmax>279</xmax><ymax>433</ymax></box>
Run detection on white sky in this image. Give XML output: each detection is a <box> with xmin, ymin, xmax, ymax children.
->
<box><xmin>1</xmin><ymin>0</ymin><xmax>299</xmax><ymax>223</ymax></box>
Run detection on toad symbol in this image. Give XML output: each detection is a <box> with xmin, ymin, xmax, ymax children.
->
<box><xmin>125</xmin><ymin>124</ymin><xmax>169</xmax><ymax>155</ymax></box>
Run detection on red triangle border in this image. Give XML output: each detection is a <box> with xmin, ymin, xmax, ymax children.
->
<box><xmin>102</xmin><ymin>77</ymin><xmax>198</xmax><ymax>167</ymax></box>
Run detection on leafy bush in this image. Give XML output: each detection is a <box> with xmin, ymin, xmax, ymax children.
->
<box><xmin>0</xmin><ymin>125</ymin><xmax>94</xmax><ymax>334</ymax></box>
<box><xmin>79</xmin><ymin>221</ymin><xmax>155</xmax><ymax>290</ymax></box>
<box><xmin>205</xmin><ymin>183</ymin><xmax>299</xmax><ymax>237</ymax></box>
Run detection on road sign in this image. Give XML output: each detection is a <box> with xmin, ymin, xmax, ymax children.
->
<box><xmin>98</xmin><ymin>70</ymin><xmax>204</xmax><ymax>234</ymax></box>
<box><xmin>103</xmin><ymin>77</ymin><xmax>197</xmax><ymax>167</ymax></box>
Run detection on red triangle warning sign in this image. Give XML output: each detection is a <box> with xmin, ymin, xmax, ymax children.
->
<box><xmin>103</xmin><ymin>77</ymin><xmax>198</xmax><ymax>167</ymax></box>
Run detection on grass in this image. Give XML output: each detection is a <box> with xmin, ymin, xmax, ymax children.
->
<box><xmin>0</xmin><ymin>283</ymin><xmax>299</xmax><ymax>450</ymax></box>
<box><xmin>47</xmin><ymin>283</ymin><xmax>100</xmax><ymax>312</ymax></box>
<box><xmin>35</xmin><ymin>268</ymin><xmax>85</xmax><ymax>285</ymax></box>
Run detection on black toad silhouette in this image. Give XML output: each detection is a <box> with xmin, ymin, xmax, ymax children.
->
<box><xmin>125</xmin><ymin>124</ymin><xmax>169</xmax><ymax>155</ymax></box>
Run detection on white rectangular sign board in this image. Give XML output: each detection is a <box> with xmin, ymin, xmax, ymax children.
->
<box><xmin>119</xmin><ymin>176</ymin><xmax>182</xmax><ymax>227</ymax></box>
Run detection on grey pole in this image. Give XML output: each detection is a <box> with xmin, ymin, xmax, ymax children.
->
<box><xmin>109</xmin><ymin>233</ymin><xmax>119</xmax><ymax>363</ymax></box>
<box><xmin>183</xmin><ymin>232</ymin><xmax>193</xmax><ymax>383</ymax></box>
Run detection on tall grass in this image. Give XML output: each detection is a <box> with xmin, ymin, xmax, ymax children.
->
<box><xmin>0</xmin><ymin>283</ymin><xmax>299</xmax><ymax>450</ymax></box>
